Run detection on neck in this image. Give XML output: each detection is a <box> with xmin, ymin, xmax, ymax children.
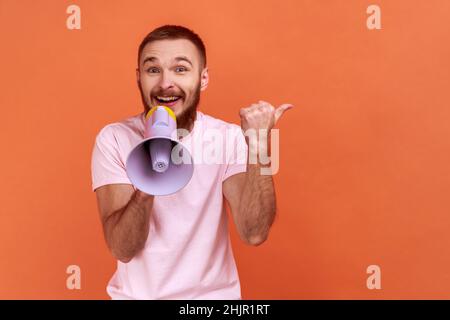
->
<box><xmin>176</xmin><ymin>108</ymin><xmax>198</xmax><ymax>133</ymax></box>
<box><xmin>182</xmin><ymin>113</ymin><xmax>196</xmax><ymax>132</ymax></box>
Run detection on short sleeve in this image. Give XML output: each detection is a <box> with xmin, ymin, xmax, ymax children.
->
<box><xmin>91</xmin><ymin>126</ymin><xmax>132</xmax><ymax>191</ymax></box>
<box><xmin>222</xmin><ymin>124</ymin><xmax>248</xmax><ymax>182</ymax></box>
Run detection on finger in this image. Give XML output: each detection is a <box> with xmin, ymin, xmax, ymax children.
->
<box><xmin>258</xmin><ymin>100</ymin><xmax>271</xmax><ymax>106</ymax></box>
<box><xmin>258</xmin><ymin>100</ymin><xmax>274</xmax><ymax>110</ymax></box>
<box><xmin>239</xmin><ymin>107</ymin><xmax>251</xmax><ymax>117</ymax></box>
<box><xmin>274</xmin><ymin>104</ymin><xmax>294</xmax><ymax>123</ymax></box>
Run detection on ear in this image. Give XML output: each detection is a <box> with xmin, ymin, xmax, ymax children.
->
<box><xmin>200</xmin><ymin>67</ymin><xmax>209</xmax><ymax>91</ymax></box>
<box><xmin>135</xmin><ymin>68</ymin><xmax>140</xmax><ymax>84</ymax></box>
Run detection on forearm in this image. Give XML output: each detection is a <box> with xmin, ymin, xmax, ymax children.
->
<box><xmin>238</xmin><ymin>160</ymin><xmax>276</xmax><ymax>245</ymax></box>
<box><xmin>104</xmin><ymin>190</ymin><xmax>154</xmax><ymax>262</ymax></box>
<box><xmin>234</xmin><ymin>99</ymin><xmax>291</xmax><ymax>245</ymax></box>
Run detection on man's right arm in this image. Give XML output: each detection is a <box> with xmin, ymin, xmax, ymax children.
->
<box><xmin>95</xmin><ymin>184</ymin><xmax>154</xmax><ymax>263</ymax></box>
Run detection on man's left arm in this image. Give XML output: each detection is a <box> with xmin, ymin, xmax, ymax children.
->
<box><xmin>223</xmin><ymin>100</ymin><xmax>293</xmax><ymax>246</ymax></box>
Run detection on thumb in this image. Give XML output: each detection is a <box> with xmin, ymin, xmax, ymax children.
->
<box><xmin>274</xmin><ymin>104</ymin><xmax>294</xmax><ymax>123</ymax></box>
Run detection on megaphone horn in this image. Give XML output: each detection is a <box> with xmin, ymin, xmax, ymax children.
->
<box><xmin>125</xmin><ymin>106</ymin><xmax>194</xmax><ymax>196</ymax></box>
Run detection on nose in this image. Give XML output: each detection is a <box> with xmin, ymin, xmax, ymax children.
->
<box><xmin>157</xmin><ymin>70</ymin><xmax>175</xmax><ymax>91</ymax></box>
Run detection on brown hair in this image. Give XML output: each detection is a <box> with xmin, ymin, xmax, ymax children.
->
<box><xmin>137</xmin><ymin>25</ymin><xmax>207</xmax><ymax>69</ymax></box>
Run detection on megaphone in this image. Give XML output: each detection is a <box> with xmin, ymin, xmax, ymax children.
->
<box><xmin>125</xmin><ymin>106</ymin><xmax>194</xmax><ymax>196</ymax></box>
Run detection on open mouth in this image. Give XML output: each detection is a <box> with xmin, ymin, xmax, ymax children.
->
<box><xmin>154</xmin><ymin>95</ymin><xmax>182</xmax><ymax>106</ymax></box>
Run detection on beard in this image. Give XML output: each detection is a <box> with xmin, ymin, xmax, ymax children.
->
<box><xmin>138</xmin><ymin>81</ymin><xmax>201</xmax><ymax>132</ymax></box>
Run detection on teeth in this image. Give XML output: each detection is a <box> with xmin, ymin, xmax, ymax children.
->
<box><xmin>156</xmin><ymin>96</ymin><xmax>179</xmax><ymax>102</ymax></box>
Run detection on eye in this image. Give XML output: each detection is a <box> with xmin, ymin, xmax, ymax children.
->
<box><xmin>175</xmin><ymin>66</ymin><xmax>188</xmax><ymax>73</ymax></box>
<box><xmin>146</xmin><ymin>67</ymin><xmax>160</xmax><ymax>73</ymax></box>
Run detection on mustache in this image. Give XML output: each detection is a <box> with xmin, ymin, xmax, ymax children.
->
<box><xmin>151</xmin><ymin>90</ymin><xmax>185</xmax><ymax>97</ymax></box>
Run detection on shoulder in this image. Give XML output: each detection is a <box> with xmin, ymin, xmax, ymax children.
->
<box><xmin>196</xmin><ymin>111</ymin><xmax>247</xmax><ymax>160</ymax></box>
<box><xmin>95</xmin><ymin>113</ymin><xmax>145</xmax><ymax>146</ymax></box>
<box><xmin>197</xmin><ymin>111</ymin><xmax>242</xmax><ymax>133</ymax></box>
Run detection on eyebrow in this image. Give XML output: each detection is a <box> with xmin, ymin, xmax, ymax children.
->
<box><xmin>174</xmin><ymin>56</ymin><xmax>193</xmax><ymax>67</ymax></box>
<box><xmin>142</xmin><ymin>56</ymin><xmax>193</xmax><ymax>67</ymax></box>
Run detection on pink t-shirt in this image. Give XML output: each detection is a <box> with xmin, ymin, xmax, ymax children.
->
<box><xmin>91</xmin><ymin>110</ymin><xmax>247</xmax><ymax>299</ymax></box>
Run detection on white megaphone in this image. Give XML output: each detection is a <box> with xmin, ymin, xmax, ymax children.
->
<box><xmin>125</xmin><ymin>106</ymin><xmax>194</xmax><ymax>196</ymax></box>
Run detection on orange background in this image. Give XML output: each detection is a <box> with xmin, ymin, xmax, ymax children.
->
<box><xmin>1</xmin><ymin>0</ymin><xmax>450</xmax><ymax>299</ymax></box>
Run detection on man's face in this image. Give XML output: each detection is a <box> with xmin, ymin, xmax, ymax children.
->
<box><xmin>137</xmin><ymin>39</ymin><xmax>208</xmax><ymax>130</ymax></box>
